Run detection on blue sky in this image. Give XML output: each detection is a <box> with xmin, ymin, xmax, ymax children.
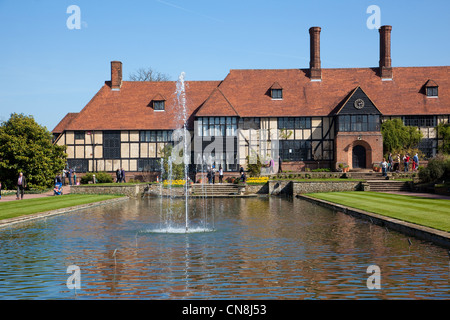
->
<box><xmin>0</xmin><ymin>0</ymin><xmax>449</xmax><ymax>131</ymax></box>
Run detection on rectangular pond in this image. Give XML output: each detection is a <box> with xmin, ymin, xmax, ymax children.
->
<box><xmin>0</xmin><ymin>197</ymin><xmax>449</xmax><ymax>299</ymax></box>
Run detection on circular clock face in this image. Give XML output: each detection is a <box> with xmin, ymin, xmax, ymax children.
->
<box><xmin>354</xmin><ymin>99</ymin><xmax>365</xmax><ymax>109</ymax></box>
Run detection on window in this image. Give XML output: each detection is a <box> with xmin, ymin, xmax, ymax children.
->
<box><xmin>154</xmin><ymin>100</ymin><xmax>165</xmax><ymax>110</ymax></box>
<box><xmin>241</xmin><ymin>118</ymin><xmax>260</xmax><ymax>130</ymax></box>
<box><xmin>103</xmin><ymin>131</ymin><xmax>121</xmax><ymax>159</ymax></box>
<box><xmin>74</xmin><ymin>131</ymin><xmax>85</xmax><ymax>140</ymax></box>
<box><xmin>279</xmin><ymin>140</ymin><xmax>311</xmax><ymax>161</ymax></box>
<box><xmin>197</xmin><ymin>117</ymin><xmax>237</xmax><ymax>137</ymax></box>
<box><xmin>271</xmin><ymin>89</ymin><xmax>283</xmax><ymax>99</ymax></box>
<box><xmin>138</xmin><ymin>158</ymin><xmax>161</xmax><ymax>172</ymax></box>
<box><xmin>278</xmin><ymin>117</ymin><xmax>311</xmax><ymax>130</ymax></box>
<box><xmin>418</xmin><ymin>138</ymin><xmax>435</xmax><ymax>159</ymax></box>
<box><xmin>67</xmin><ymin>159</ymin><xmax>88</xmax><ymax>173</ymax></box>
<box><xmin>338</xmin><ymin>115</ymin><xmax>380</xmax><ymax>132</ymax></box>
<box><xmin>403</xmin><ymin>116</ymin><xmax>436</xmax><ymax>127</ymax></box>
<box><xmin>140</xmin><ymin>130</ymin><xmax>173</xmax><ymax>142</ymax></box>
<box><xmin>426</xmin><ymin>87</ymin><xmax>438</xmax><ymax>97</ymax></box>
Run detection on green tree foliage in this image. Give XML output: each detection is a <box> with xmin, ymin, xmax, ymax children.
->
<box><xmin>246</xmin><ymin>151</ymin><xmax>262</xmax><ymax>177</ymax></box>
<box><xmin>381</xmin><ymin>119</ymin><xmax>423</xmax><ymax>155</ymax></box>
<box><xmin>419</xmin><ymin>154</ymin><xmax>450</xmax><ymax>183</ymax></box>
<box><xmin>159</xmin><ymin>144</ymin><xmax>185</xmax><ymax>180</ymax></box>
<box><xmin>80</xmin><ymin>172</ymin><xmax>113</xmax><ymax>184</ymax></box>
<box><xmin>0</xmin><ymin>113</ymin><xmax>67</xmax><ymax>189</ymax></box>
<box><xmin>436</xmin><ymin>122</ymin><xmax>450</xmax><ymax>154</ymax></box>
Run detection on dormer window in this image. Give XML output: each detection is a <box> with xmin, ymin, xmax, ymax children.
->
<box><xmin>153</xmin><ymin>100</ymin><xmax>165</xmax><ymax>111</ymax></box>
<box><xmin>426</xmin><ymin>87</ymin><xmax>438</xmax><ymax>97</ymax></box>
<box><xmin>424</xmin><ymin>80</ymin><xmax>439</xmax><ymax>98</ymax></box>
<box><xmin>270</xmin><ymin>82</ymin><xmax>283</xmax><ymax>100</ymax></box>
<box><xmin>271</xmin><ymin>89</ymin><xmax>283</xmax><ymax>99</ymax></box>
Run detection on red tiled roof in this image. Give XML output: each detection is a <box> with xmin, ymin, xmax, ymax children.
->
<box><xmin>151</xmin><ymin>93</ymin><xmax>167</xmax><ymax>101</ymax></box>
<box><xmin>270</xmin><ymin>82</ymin><xmax>283</xmax><ymax>89</ymax></box>
<box><xmin>61</xmin><ymin>80</ymin><xmax>220</xmax><ymax>131</ymax></box>
<box><xmin>52</xmin><ymin>112</ymin><xmax>78</xmax><ymax>133</ymax></box>
<box><xmin>55</xmin><ymin>66</ymin><xmax>450</xmax><ymax>133</ymax></box>
<box><xmin>424</xmin><ymin>79</ymin><xmax>439</xmax><ymax>87</ymax></box>
<box><xmin>195</xmin><ymin>87</ymin><xmax>239</xmax><ymax>117</ymax></box>
<box><xmin>216</xmin><ymin>66</ymin><xmax>450</xmax><ymax>117</ymax></box>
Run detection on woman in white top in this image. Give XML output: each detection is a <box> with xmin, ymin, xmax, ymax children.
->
<box><xmin>218</xmin><ymin>165</ymin><xmax>224</xmax><ymax>184</ymax></box>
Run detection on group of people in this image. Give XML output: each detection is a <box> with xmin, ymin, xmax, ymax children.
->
<box><xmin>115</xmin><ymin>168</ymin><xmax>126</xmax><ymax>183</ymax></box>
<box><xmin>205</xmin><ymin>165</ymin><xmax>224</xmax><ymax>184</ymax></box>
<box><xmin>381</xmin><ymin>153</ymin><xmax>420</xmax><ymax>176</ymax></box>
<box><xmin>62</xmin><ymin>168</ymin><xmax>77</xmax><ymax>186</ymax></box>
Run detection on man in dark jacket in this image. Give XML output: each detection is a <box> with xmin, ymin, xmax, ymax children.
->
<box><xmin>16</xmin><ymin>172</ymin><xmax>27</xmax><ymax>200</ymax></box>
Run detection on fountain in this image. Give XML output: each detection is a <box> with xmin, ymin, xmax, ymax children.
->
<box><xmin>146</xmin><ymin>72</ymin><xmax>215</xmax><ymax>234</ymax></box>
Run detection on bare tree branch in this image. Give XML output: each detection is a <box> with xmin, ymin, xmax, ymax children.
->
<box><xmin>128</xmin><ymin>67</ymin><xmax>171</xmax><ymax>81</ymax></box>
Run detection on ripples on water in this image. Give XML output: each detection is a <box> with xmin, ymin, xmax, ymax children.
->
<box><xmin>0</xmin><ymin>197</ymin><xmax>449</xmax><ymax>299</ymax></box>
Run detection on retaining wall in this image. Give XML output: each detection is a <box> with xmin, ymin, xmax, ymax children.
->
<box><xmin>70</xmin><ymin>184</ymin><xmax>148</xmax><ymax>198</ymax></box>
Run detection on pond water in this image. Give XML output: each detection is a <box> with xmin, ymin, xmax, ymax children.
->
<box><xmin>0</xmin><ymin>197</ymin><xmax>449</xmax><ymax>299</ymax></box>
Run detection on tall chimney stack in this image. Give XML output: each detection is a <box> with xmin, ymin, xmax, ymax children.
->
<box><xmin>309</xmin><ymin>26</ymin><xmax>322</xmax><ymax>81</ymax></box>
<box><xmin>111</xmin><ymin>61</ymin><xmax>123</xmax><ymax>90</ymax></box>
<box><xmin>379</xmin><ymin>25</ymin><xmax>393</xmax><ymax>79</ymax></box>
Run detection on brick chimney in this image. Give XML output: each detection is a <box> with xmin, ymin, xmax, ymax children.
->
<box><xmin>309</xmin><ymin>26</ymin><xmax>322</xmax><ymax>81</ymax></box>
<box><xmin>111</xmin><ymin>61</ymin><xmax>122</xmax><ymax>90</ymax></box>
<box><xmin>379</xmin><ymin>25</ymin><xmax>393</xmax><ymax>80</ymax></box>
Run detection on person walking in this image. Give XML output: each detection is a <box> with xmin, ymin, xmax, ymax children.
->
<box><xmin>16</xmin><ymin>172</ymin><xmax>27</xmax><ymax>200</ymax></box>
<box><xmin>68</xmin><ymin>168</ymin><xmax>73</xmax><ymax>185</ymax></box>
<box><xmin>278</xmin><ymin>156</ymin><xmax>283</xmax><ymax>173</ymax></box>
<box><xmin>413</xmin><ymin>153</ymin><xmax>419</xmax><ymax>171</ymax></box>
<box><xmin>396</xmin><ymin>154</ymin><xmax>401</xmax><ymax>172</ymax></box>
<box><xmin>121</xmin><ymin>168</ymin><xmax>126</xmax><ymax>183</ymax></box>
<box><xmin>116</xmin><ymin>168</ymin><xmax>121</xmax><ymax>183</ymax></box>
<box><xmin>212</xmin><ymin>165</ymin><xmax>216</xmax><ymax>184</ymax></box>
<box><xmin>218</xmin><ymin>165</ymin><xmax>224</xmax><ymax>184</ymax></box>
<box><xmin>381</xmin><ymin>158</ymin><xmax>388</xmax><ymax>177</ymax></box>
<box><xmin>207</xmin><ymin>168</ymin><xmax>212</xmax><ymax>184</ymax></box>
<box><xmin>388</xmin><ymin>153</ymin><xmax>393</xmax><ymax>172</ymax></box>
<box><xmin>404</xmin><ymin>154</ymin><xmax>410</xmax><ymax>172</ymax></box>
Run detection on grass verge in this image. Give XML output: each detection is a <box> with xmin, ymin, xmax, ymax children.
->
<box><xmin>306</xmin><ymin>191</ymin><xmax>450</xmax><ymax>233</ymax></box>
<box><xmin>0</xmin><ymin>194</ymin><xmax>123</xmax><ymax>221</ymax></box>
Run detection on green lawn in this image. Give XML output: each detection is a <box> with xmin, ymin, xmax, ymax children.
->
<box><xmin>0</xmin><ymin>194</ymin><xmax>123</xmax><ymax>221</ymax></box>
<box><xmin>306</xmin><ymin>191</ymin><xmax>450</xmax><ymax>232</ymax></box>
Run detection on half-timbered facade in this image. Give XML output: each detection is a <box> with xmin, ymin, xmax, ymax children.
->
<box><xmin>53</xmin><ymin>26</ymin><xmax>450</xmax><ymax>177</ymax></box>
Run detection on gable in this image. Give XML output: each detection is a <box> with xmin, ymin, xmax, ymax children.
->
<box><xmin>195</xmin><ymin>88</ymin><xmax>239</xmax><ymax>117</ymax></box>
<box><xmin>336</xmin><ymin>87</ymin><xmax>382</xmax><ymax>115</ymax></box>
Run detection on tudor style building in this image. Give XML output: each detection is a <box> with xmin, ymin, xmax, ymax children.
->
<box><xmin>53</xmin><ymin>25</ymin><xmax>449</xmax><ymax>177</ymax></box>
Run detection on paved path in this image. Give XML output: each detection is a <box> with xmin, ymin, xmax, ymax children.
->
<box><xmin>0</xmin><ymin>186</ymin><xmax>71</xmax><ymax>202</ymax></box>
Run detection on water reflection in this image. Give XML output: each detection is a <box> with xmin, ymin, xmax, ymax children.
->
<box><xmin>0</xmin><ymin>197</ymin><xmax>449</xmax><ymax>299</ymax></box>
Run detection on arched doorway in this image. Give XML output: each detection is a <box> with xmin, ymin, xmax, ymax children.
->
<box><xmin>352</xmin><ymin>145</ymin><xmax>366</xmax><ymax>168</ymax></box>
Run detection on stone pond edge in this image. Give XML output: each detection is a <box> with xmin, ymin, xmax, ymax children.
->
<box><xmin>296</xmin><ymin>194</ymin><xmax>450</xmax><ymax>249</ymax></box>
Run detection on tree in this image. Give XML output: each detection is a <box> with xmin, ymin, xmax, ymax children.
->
<box><xmin>159</xmin><ymin>144</ymin><xmax>184</xmax><ymax>180</ymax></box>
<box><xmin>381</xmin><ymin>118</ymin><xmax>422</xmax><ymax>155</ymax></box>
<box><xmin>0</xmin><ymin>113</ymin><xmax>67</xmax><ymax>189</ymax></box>
<box><xmin>128</xmin><ymin>67</ymin><xmax>171</xmax><ymax>81</ymax></box>
<box><xmin>436</xmin><ymin>122</ymin><xmax>450</xmax><ymax>154</ymax></box>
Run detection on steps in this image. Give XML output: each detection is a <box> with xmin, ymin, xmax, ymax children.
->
<box><xmin>348</xmin><ymin>172</ymin><xmax>413</xmax><ymax>192</ymax></box>
<box><xmin>190</xmin><ymin>183</ymin><xmax>240</xmax><ymax>197</ymax></box>
<box><xmin>366</xmin><ymin>180</ymin><xmax>411</xmax><ymax>192</ymax></box>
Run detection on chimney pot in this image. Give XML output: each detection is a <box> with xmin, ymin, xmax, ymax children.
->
<box><xmin>309</xmin><ymin>26</ymin><xmax>322</xmax><ymax>81</ymax></box>
<box><xmin>379</xmin><ymin>25</ymin><xmax>393</xmax><ymax>79</ymax></box>
<box><xmin>111</xmin><ymin>61</ymin><xmax>123</xmax><ymax>90</ymax></box>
